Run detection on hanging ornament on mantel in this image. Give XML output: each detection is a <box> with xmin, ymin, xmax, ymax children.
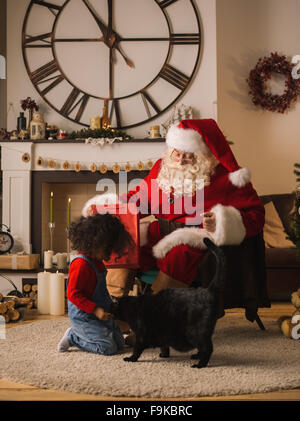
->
<box><xmin>90</xmin><ymin>163</ymin><xmax>97</xmax><ymax>173</ymax></box>
<box><xmin>48</xmin><ymin>160</ymin><xmax>56</xmax><ymax>169</ymax></box>
<box><xmin>146</xmin><ymin>160</ymin><xmax>154</xmax><ymax>169</ymax></box>
<box><xmin>63</xmin><ymin>161</ymin><xmax>71</xmax><ymax>170</ymax></box>
<box><xmin>99</xmin><ymin>164</ymin><xmax>108</xmax><ymax>174</ymax></box>
<box><xmin>22</xmin><ymin>153</ymin><xmax>30</xmax><ymax>163</ymax></box>
<box><xmin>74</xmin><ymin>162</ymin><xmax>81</xmax><ymax>172</ymax></box>
<box><xmin>112</xmin><ymin>163</ymin><xmax>121</xmax><ymax>174</ymax></box>
<box><xmin>37</xmin><ymin>156</ymin><xmax>44</xmax><ymax>166</ymax></box>
<box><xmin>136</xmin><ymin>161</ymin><xmax>144</xmax><ymax>171</ymax></box>
<box><xmin>125</xmin><ymin>162</ymin><xmax>132</xmax><ymax>172</ymax></box>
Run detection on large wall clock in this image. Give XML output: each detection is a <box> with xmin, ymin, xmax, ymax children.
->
<box><xmin>22</xmin><ymin>0</ymin><xmax>201</xmax><ymax>129</ymax></box>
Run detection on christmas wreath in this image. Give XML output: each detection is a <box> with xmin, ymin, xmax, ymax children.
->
<box><xmin>247</xmin><ymin>52</ymin><xmax>300</xmax><ymax>113</ymax></box>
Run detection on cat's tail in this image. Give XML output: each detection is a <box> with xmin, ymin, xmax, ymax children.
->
<box><xmin>203</xmin><ymin>237</ymin><xmax>226</xmax><ymax>294</ymax></box>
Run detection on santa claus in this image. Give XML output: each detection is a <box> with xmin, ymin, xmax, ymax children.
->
<box><xmin>82</xmin><ymin>119</ymin><xmax>265</xmax><ymax>297</ymax></box>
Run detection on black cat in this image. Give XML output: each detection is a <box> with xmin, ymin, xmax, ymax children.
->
<box><xmin>111</xmin><ymin>237</ymin><xmax>226</xmax><ymax>368</ymax></box>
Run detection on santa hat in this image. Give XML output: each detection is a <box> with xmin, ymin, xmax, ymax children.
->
<box><xmin>165</xmin><ymin>119</ymin><xmax>251</xmax><ymax>188</ymax></box>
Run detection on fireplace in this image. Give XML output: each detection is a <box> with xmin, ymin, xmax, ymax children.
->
<box><xmin>32</xmin><ymin>169</ymin><xmax>147</xmax><ymax>256</ymax></box>
<box><xmin>0</xmin><ymin>139</ymin><xmax>165</xmax><ymax>259</ymax></box>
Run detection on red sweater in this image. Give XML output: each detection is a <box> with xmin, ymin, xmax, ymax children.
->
<box><xmin>67</xmin><ymin>253</ymin><xmax>106</xmax><ymax>314</ymax></box>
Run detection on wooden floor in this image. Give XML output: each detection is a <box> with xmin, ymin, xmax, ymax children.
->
<box><xmin>1</xmin><ymin>302</ymin><xmax>300</xmax><ymax>401</ymax></box>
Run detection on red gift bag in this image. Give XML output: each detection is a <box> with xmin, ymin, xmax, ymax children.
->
<box><xmin>92</xmin><ymin>203</ymin><xmax>140</xmax><ymax>269</ymax></box>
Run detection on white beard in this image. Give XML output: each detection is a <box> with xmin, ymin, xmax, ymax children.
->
<box><xmin>157</xmin><ymin>152</ymin><xmax>218</xmax><ymax>198</ymax></box>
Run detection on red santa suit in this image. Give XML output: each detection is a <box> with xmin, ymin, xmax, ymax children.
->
<box><xmin>82</xmin><ymin>119</ymin><xmax>265</xmax><ymax>287</ymax></box>
<box><xmin>119</xmin><ymin>119</ymin><xmax>265</xmax><ymax>285</ymax></box>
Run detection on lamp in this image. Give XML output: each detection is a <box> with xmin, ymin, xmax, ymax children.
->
<box><xmin>0</xmin><ymin>55</ymin><xmax>6</xmax><ymax>79</ymax></box>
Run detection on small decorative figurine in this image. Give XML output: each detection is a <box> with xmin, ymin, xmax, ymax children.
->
<box><xmin>30</xmin><ymin>112</ymin><xmax>46</xmax><ymax>140</ymax></box>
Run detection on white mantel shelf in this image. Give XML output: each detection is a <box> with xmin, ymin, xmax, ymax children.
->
<box><xmin>0</xmin><ymin>139</ymin><xmax>166</xmax><ymax>255</ymax></box>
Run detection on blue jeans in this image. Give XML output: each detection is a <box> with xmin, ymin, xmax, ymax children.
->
<box><xmin>67</xmin><ymin>254</ymin><xmax>125</xmax><ymax>355</ymax></box>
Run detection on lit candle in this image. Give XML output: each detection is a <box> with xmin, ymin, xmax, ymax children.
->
<box><xmin>37</xmin><ymin>271</ymin><xmax>50</xmax><ymax>314</ymax></box>
<box><xmin>50</xmin><ymin>271</ymin><xmax>65</xmax><ymax>316</ymax></box>
<box><xmin>68</xmin><ymin>197</ymin><xmax>71</xmax><ymax>227</ymax></box>
<box><xmin>50</xmin><ymin>191</ymin><xmax>54</xmax><ymax>223</ymax></box>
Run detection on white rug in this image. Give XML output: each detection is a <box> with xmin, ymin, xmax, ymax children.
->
<box><xmin>0</xmin><ymin>315</ymin><xmax>299</xmax><ymax>398</ymax></box>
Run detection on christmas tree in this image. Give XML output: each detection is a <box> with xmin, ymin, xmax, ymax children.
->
<box><xmin>287</xmin><ymin>163</ymin><xmax>300</xmax><ymax>260</ymax></box>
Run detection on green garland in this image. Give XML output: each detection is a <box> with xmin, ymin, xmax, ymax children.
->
<box><xmin>69</xmin><ymin>127</ymin><xmax>132</xmax><ymax>140</ymax></box>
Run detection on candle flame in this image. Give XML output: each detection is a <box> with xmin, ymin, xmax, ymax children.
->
<box><xmin>51</xmin><ymin>192</ymin><xmax>53</xmax><ymax>197</ymax></box>
<box><xmin>68</xmin><ymin>197</ymin><xmax>71</xmax><ymax>203</ymax></box>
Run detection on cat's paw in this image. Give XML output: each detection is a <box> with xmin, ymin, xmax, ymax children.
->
<box><xmin>123</xmin><ymin>356</ymin><xmax>138</xmax><ymax>362</ymax></box>
<box><xmin>190</xmin><ymin>353</ymin><xmax>200</xmax><ymax>360</ymax></box>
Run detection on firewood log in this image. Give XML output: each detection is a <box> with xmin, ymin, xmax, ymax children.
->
<box><xmin>23</xmin><ymin>284</ymin><xmax>32</xmax><ymax>293</ymax></box>
<box><xmin>3</xmin><ymin>313</ymin><xmax>10</xmax><ymax>323</ymax></box>
<box><xmin>0</xmin><ymin>293</ymin><xmax>3</xmax><ymax>302</ymax></box>
<box><xmin>7</xmin><ymin>309</ymin><xmax>20</xmax><ymax>321</ymax></box>
<box><xmin>29</xmin><ymin>291</ymin><xmax>37</xmax><ymax>300</ymax></box>
<box><xmin>4</xmin><ymin>299</ymin><xmax>16</xmax><ymax>310</ymax></box>
<box><xmin>0</xmin><ymin>302</ymin><xmax>7</xmax><ymax>314</ymax></box>
<box><xmin>27</xmin><ymin>300</ymin><xmax>33</xmax><ymax>310</ymax></box>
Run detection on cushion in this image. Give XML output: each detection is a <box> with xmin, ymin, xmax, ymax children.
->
<box><xmin>263</xmin><ymin>201</ymin><xmax>295</xmax><ymax>248</ymax></box>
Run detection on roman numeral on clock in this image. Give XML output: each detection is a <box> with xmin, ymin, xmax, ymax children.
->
<box><xmin>109</xmin><ymin>99</ymin><xmax>121</xmax><ymax>128</ymax></box>
<box><xmin>159</xmin><ymin>64</ymin><xmax>190</xmax><ymax>90</ymax></box>
<box><xmin>141</xmin><ymin>90</ymin><xmax>161</xmax><ymax>118</ymax></box>
<box><xmin>60</xmin><ymin>88</ymin><xmax>90</xmax><ymax>121</ymax></box>
<box><xmin>30</xmin><ymin>60</ymin><xmax>61</xmax><ymax>85</ymax></box>
<box><xmin>24</xmin><ymin>32</ymin><xmax>52</xmax><ymax>48</ymax></box>
<box><xmin>170</xmin><ymin>33</ymin><xmax>201</xmax><ymax>45</ymax></box>
<box><xmin>31</xmin><ymin>0</ymin><xmax>63</xmax><ymax>16</ymax></box>
<box><xmin>158</xmin><ymin>0</ymin><xmax>179</xmax><ymax>9</ymax></box>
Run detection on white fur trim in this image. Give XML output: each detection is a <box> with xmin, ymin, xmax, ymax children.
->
<box><xmin>166</xmin><ymin>125</ymin><xmax>210</xmax><ymax>155</ymax></box>
<box><xmin>209</xmin><ymin>204</ymin><xmax>246</xmax><ymax>246</ymax></box>
<box><xmin>82</xmin><ymin>193</ymin><xmax>119</xmax><ymax>216</ymax></box>
<box><xmin>229</xmin><ymin>167</ymin><xmax>251</xmax><ymax>187</ymax></box>
<box><xmin>152</xmin><ymin>228</ymin><xmax>211</xmax><ymax>259</ymax></box>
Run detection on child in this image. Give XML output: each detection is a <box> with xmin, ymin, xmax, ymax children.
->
<box><xmin>57</xmin><ymin>213</ymin><xmax>133</xmax><ymax>355</ymax></box>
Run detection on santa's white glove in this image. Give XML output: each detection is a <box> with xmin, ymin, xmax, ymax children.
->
<box><xmin>82</xmin><ymin>193</ymin><xmax>120</xmax><ymax>217</ymax></box>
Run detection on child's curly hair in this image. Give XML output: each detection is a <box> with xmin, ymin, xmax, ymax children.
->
<box><xmin>68</xmin><ymin>213</ymin><xmax>134</xmax><ymax>261</ymax></box>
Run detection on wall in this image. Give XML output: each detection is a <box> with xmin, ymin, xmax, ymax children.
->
<box><xmin>217</xmin><ymin>0</ymin><xmax>300</xmax><ymax>195</ymax></box>
<box><xmin>6</xmin><ymin>0</ymin><xmax>217</xmax><ymax>138</ymax></box>
<box><xmin>0</xmin><ymin>0</ymin><xmax>6</xmax><ymax>128</ymax></box>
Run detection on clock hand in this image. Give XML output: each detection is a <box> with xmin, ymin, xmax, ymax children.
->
<box><xmin>82</xmin><ymin>0</ymin><xmax>109</xmax><ymax>40</ymax></box>
<box><xmin>109</xmin><ymin>33</ymin><xmax>134</xmax><ymax>68</ymax></box>
<box><xmin>81</xmin><ymin>0</ymin><xmax>134</xmax><ymax>68</ymax></box>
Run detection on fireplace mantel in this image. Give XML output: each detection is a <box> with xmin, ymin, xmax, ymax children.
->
<box><xmin>0</xmin><ymin>139</ymin><xmax>166</xmax><ymax>254</ymax></box>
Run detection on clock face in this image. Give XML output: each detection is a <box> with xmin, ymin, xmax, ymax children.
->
<box><xmin>0</xmin><ymin>232</ymin><xmax>14</xmax><ymax>254</ymax></box>
<box><xmin>22</xmin><ymin>0</ymin><xmax>201</xmax><ymax>129</ymax></box>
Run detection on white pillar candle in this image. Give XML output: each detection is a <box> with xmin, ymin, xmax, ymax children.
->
<box><xmin>37</xmin><ymin>271</ymin><xmax>50</xmax><ymax>314</ymax></box>
<box><xmin>44</xmin><ymin>250</ymin><xmax>53</xmax><ymax>269</ymax></box>
<box><xmin>57</xmin><ymin>253</ymin><xmax>67</xmax><ymax>270</ymax></box>
<box><xmin>50</xmin><ymin>271</ymin><xmax>65</xmax><ymax>316</ymax></box>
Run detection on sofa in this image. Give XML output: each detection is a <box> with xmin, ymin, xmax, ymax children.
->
<box><xmin>260</xmin><ymin>193</ymin><xmax>300</xmax><ymax>301</ymax></box>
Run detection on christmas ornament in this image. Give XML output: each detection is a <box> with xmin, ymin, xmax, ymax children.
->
<box><xmin>48</xmin><ymin>160</ymin><xmax>56</xmax><ymax>169</ymax></box>
<box><xmin>22</xmin><ymin>153</ymin><xmax>30</xmax><ymax>163</ymax></box>
<box><xmin>63</xmin><ymin>161</ymin><xmax>70</xmax><ymax>170</ymax></box>
<box><xmin>74</xmin><ymin>162</ymin><xmax>81</xmax><ymax>172</ymax></box>
<box><xmin>99</xmin><ymin>164</ymin><xmax>108</xmax><ymax>174</ymax></box>
<box><xmin>137</xmin><ymin>161</ymin><xmax>144</xmax><ymax>171</ymax></box>
<box><xmin>36</xmin><ymin>157</ymin><xmax>44</xmax><ymax>166</ymax></box>
<box><xmin>112</xmin><ymin>163</ymin><xmax>121</xmax><ymax>174</ymax></box>
<box><xmin>90</xmin><ymin>163</ymin><xmax>97</xmax><ymax>173</ymax></box>
<box><xmin>125</xmin><ymin>162</ymin><xmax>132</xmax><ymax>172</ymax></box>
<box><xmin>146</xmin><ymin>160</ymin><xmax>154</xmax><ymax>169</ymax></box>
